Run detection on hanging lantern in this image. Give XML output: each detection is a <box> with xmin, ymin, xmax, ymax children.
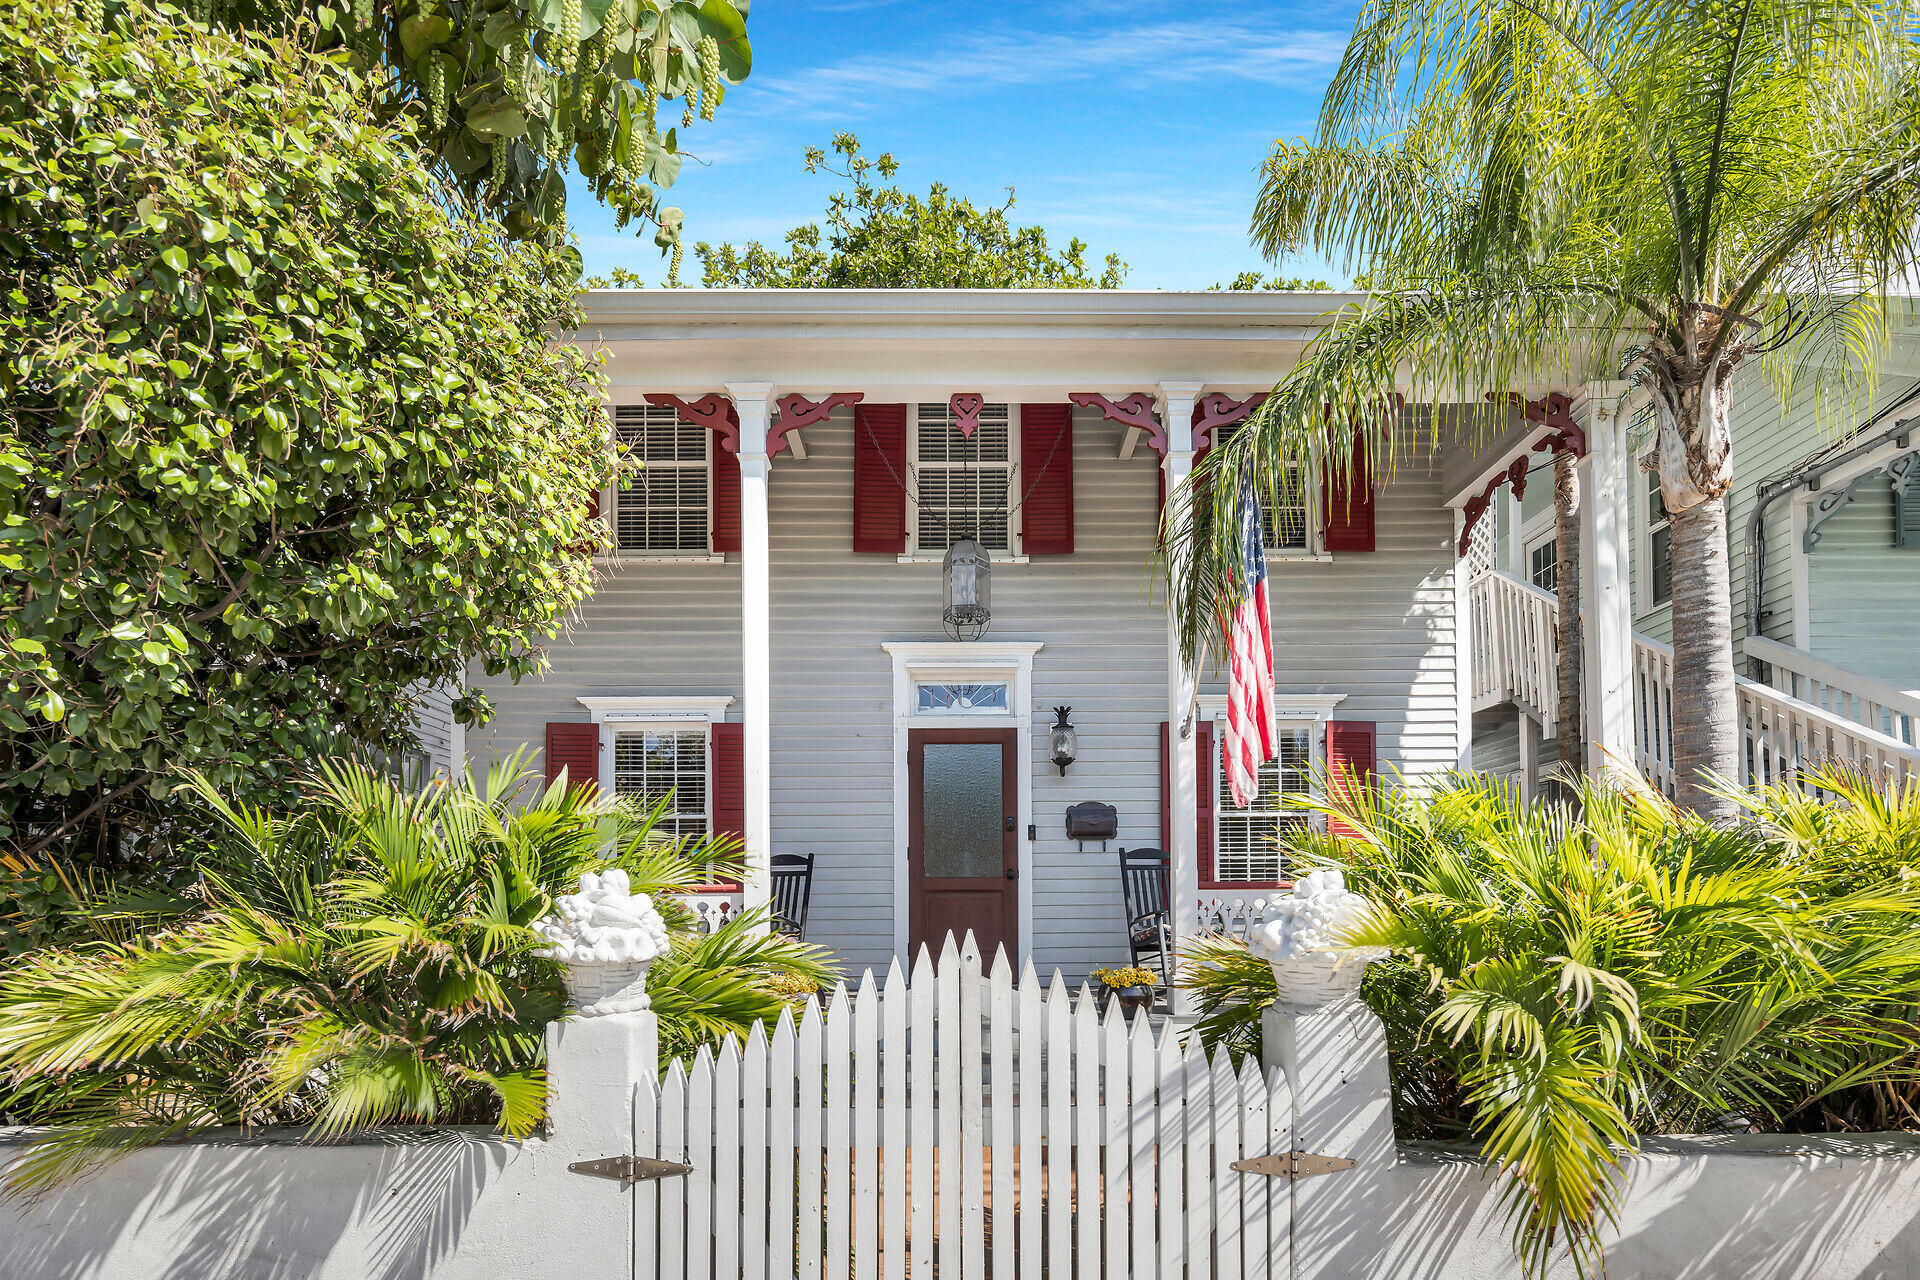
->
<box><xmin>1048</xmin><ymin>706</ymin><xmax>1078</xmax><ymax>776</ymax></box>
<box><xmin>942</xmin><ymin>539</ymin><xmax>992</xmax><ymax>641</ymax></box>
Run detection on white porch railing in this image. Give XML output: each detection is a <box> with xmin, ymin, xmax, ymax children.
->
<box><xmin>683</xmin><ymin>890</ymin><xmax>744</xmax><ymax>933</ymax></box>
<box><xmin>1472</xmin><ymin>569</ymin><xmax>1920</xmax><ymax>793</ymax></box>
<box><xmin>1744</xmin><ymin>633</ymin><xmax>1920</xmax><ymax>748</ymax></box>
<box><xmin>1633</xmin><ymin>632</ymin><xmax>1920</xmax><ymax>794</ymax></box>
<box><xmin>1469</xmin><ymin>570</ymin><xmax>1560</xmax><ymax>728</ymax></box>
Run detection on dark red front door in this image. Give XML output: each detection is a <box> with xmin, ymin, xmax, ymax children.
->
<box><xmin>908</xmin><ymin>728</ymin><xmax>1017</xmax><ymax>959</ymax></box>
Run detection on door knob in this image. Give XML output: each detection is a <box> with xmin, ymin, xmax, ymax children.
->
<box><xmin>1004</xmin><ymin>816</ymin><xmax>1015</xmax><ymax>832</ymax></box>
<box><xmin>1004</xmin><ymin>868</ymin><xmax>1018</xmax><ymax>881</ymax></box>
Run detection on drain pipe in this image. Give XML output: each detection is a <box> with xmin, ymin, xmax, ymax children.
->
<box><xmin>1743</xmin><ymin>387</ymin><xmax>1920</xmax><ymax>666</ymax></box>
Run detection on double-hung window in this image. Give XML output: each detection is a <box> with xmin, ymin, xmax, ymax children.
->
<box><xmin>1528</xmin><ymin>534</ymin><xmax>1558</xmax><ymax>591</ymax></box>
<box><xmin>1213</xmin><ymin>723</ymin><xmax>1316</xmax><ymax>884</ymax></box>
<box><xmin>613</xmin><ymin>403</ymin><xmax>710</xmax><ymax>553</ymax></box>
<box><xmin>1263</xmin><ymin>462</ymin><xmax>1316</xmax><ymax>555</ymax></box>
<box><xmin>1646</xmin><ymin>470</ymin><xmax>1673</xmax><ymax>607</ymax></box>
<box><xmin>611</xmin><ymin>726</ymin><xmax>709</xmax><ymax>839</ymax></box>
<box><xmin>911</xmin><ymin>402</ymin><xmax>1014</xmax><ymax>553</ymax></box>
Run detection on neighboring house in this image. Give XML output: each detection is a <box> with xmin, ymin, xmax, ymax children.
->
<box><xmin>1466</xmin><ymin>339</ymin><xmax>1920</xmax><ymax>797</ymax></box>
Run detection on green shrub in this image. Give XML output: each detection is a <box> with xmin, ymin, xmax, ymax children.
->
<box><xmin>0</xmin><ymin>754</ymin><xmax>837</xmax><ymax>1196</ymax></box>
<box><xmin>0</xmin><ymin>4</ymin><xmax>611</xmax><ymax>866</ymax></box>
<box><xmin>1180</xmin><ymin>768</ymin><xmax>1920</xmax><ymax>1276</ymax></box>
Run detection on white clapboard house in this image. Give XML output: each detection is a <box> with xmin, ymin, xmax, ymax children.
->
<box><xmin>428</xmin><ymin>289</ymin><xmax>1705</xmax><ymax>982</ymax></box>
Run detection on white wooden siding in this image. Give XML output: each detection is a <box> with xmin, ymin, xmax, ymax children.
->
<box><xmin>468</xmin><ymin>407</ymin><xmax>1459</xmax><ymax>977</ymax></box>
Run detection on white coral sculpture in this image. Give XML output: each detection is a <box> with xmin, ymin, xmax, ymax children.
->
<box><xmin>532</xmin><ymin>869</ymin><xmax>671</xmax><ymax>965</ymax></box>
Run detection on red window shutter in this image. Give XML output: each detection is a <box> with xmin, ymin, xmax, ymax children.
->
<box><xmin>1159</xmin><ymin>719</ymin><xmax>1215</xmax><ymax>873</ymax></box>
<box><xmin>711</xmin><ymin>405</ymin><xmax>742</xmax><ymax>554</ymax></box>
<box><xmin>1321</xmin><ymin>426</ymin><xmax>1376</xmax><ymax>552</ymax></box>
<box><xmin>1019</xmin><ymin>404</ymin><xmax>1074</xmax><ymax>554</ymax></box>
<box><xmin>1195</xmin><ymin>719</ymin><xmax>1215</xmax><ymax>885</ymax></box>
<box><xmin>544</xmin><ymin>722</ymin><xmax>600</xmax><ymax>793</ymax></box>
<box><xmin>585</xmin><ymin>486</ymin><xmax>601</xmax><ymax>522</ymax></box>
<box><xmin>853</xmin><ymin>404</ymin><xmax>908</xmax><ymax>553</ymax></box>
<box><xmin>708</xmin><ymin>721</ymin><xmax>746</xmax><ymax>890</ymax></box>
<box><xmin>1325</xmin><ymin>719</ymin><xmax>1377</xmax><ymax>838</ymax></box>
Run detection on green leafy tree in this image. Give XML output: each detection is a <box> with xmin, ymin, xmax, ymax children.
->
<box><xmin>0</xmin><ymin>754</ymin><xmax>837</xmax><ymax>1196</ymax></box>
<box><xmin>1181</xmin><ymin>769</ymin><xmax>1920</xmax><ymax>1275</ymax></box>
<box><xmin>1179</xmin><ymin>0</ymin><xmax>1920</xmax><ymax>817</ymax></box>
<box><xmin>170</xmin><ymin>0</ymin><xmax>751</xmax><ymax>256</ymax></box>
<box><xmin>0</xmin><ymin>6</ymin><xmax>611</xmax><ymax>863</ymax></box>
<box><xmin>1209</xmin><ymin>272</ymin><xmax>1333</xmax><ymax>290</ymax></box>
<box><xmin>696</xmin><ymin>135</ymin><xmax>1128</xmax><ymax>288</ymax></box>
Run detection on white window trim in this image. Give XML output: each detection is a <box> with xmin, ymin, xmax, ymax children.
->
<box><xmin>600</xmin><ymin>403</ymin><xmax>718</xmax><ymax>560</ymax></box>
<box><xmin>578</xmin><ymin>697</ymin><xmax>733</xmax><ymax>807</ymax></box>
<box><xmin>882</xmin><ymin>641</ymin><xmax>1042</xmax><ymax>967</ymax></box>
<box><xmin>1522</xmin><ymin>508</ymin><xmax>1558</xmax><ymax>591</ymax></box>
<box><xmin>1263</xmin><ymin>457</ymin><xmax>1327</xmax><ymax>561</ymax></box>
<box><xmin>1195</xmin><ymin>693</ymin><xmax>1346</xmax><ymax>885</ymax></box>
<box><xmin>906</xmin><ymin>401</ymin><xmax>1022</xmax><ymax>558</ymax></box>
<box><xmin>1634</xmin><ymin>445</ymin><xmax>1672</xmax><ymax>617</ymax></box>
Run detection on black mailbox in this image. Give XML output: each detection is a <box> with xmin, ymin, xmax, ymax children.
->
<box><xmin>1064</xmin><ymin>802</ymin><xmax>1119</xmax><ymax>841</ymax></box>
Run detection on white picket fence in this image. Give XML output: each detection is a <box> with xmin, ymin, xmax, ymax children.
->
<box><xmin>632</xmin><ymin>932</ymin><xmax>1292</xmax><ymax>1280</ymax></box>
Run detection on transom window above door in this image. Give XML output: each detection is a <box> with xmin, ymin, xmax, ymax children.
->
<box><xmin>912</xmin><ymin>402</ymin><xmax>1014</xmax><ymax>553</ymax></box>
<box><xmin>613</xmin><ymin>403</ymin><xmax>710</xmax><ymax>553</ymax></box>
<box><xmin>914</xmin><ymin>681</ymin><xmax>1011</xmax><ymax>714</ymax></box>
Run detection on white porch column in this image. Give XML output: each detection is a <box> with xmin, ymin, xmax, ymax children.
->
<box><xmin>1575</xmin><ymin>381</ymin><xmax>1636</xmax><ymax>775</ymax></box>
<box><xmin>727</xmin><ymin>382</ymin><xmax>776</xmax><ymax>925</ymax></box>
<box><xmin>1158</xmin><ymin>380</ymin><xmax>1202</xmax><ymax>1011</ymax></box>
<box><xmin>1453</xmin><ymin>509</ymin><xmax>1475</xmax><ymax>771</ymax></box>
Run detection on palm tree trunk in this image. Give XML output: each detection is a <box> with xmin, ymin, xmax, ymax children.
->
<box><xmin>1667</xmin><ymin>491</ymin><xmax>1741</xmax><ymax>820</ymax></box>
<box><xmin>1552</xmin><ymin>450</ymin><xmax>1582</xmax><ymax>792</ymax></box>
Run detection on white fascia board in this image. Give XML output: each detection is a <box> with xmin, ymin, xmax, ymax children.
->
<box><xmin>578</xmin><ymin>288</ymin><xmax>1366</xmax><ymax>329</ymax></box>
<box><xmin>577</xmin><ymin>695</ymin><xmax>735</xmax><ymax>722</ymax></box>
<box><xmin>1197</xmin><ymin>693</ymin><xmax>1348</xmax><ymax>720</ymax></box>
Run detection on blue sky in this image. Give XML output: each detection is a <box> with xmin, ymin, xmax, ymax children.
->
<box><xmin>571</xmin><ymin>0</ymin><xmax>1363</xmax><ymax>289</ymax></box>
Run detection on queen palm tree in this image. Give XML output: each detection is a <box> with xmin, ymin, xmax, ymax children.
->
<box><xmin>1179</xmin><ymin>0</ymin><xmax>1920</xmax><ymax>817</ymax></box>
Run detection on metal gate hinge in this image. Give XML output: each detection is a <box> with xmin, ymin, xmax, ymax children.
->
<box><xmin>1231</xmin><ymin>1150</ymin><xmax>1357</xmax><ymax>1180</ymax></box>
<box><xmin>569</xmin><ymin>1155</ymin><xmax>694</xmax><ymax>1185</ymax></box>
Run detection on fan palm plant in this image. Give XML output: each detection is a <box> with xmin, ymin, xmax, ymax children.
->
<box><xmin>1180</xmin><ymin>770</ymin><xmax>1920</xmax><ymax>1276</ymax></box>
<box><xmin>0</xmin><ymin>752</ymin><xmax>835</xmax><ymax>1196</ymax></box>
<box><xmin>1175</xmin><ymin>0</ymin><xmax>1920</xmax><ymax>817</ymax></box>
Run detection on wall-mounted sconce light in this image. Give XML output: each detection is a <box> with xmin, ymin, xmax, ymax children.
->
<box><xmin>1048</xmin><ymin>706</ymin><xmax>1078</xmax><ymax>776</ymax></box>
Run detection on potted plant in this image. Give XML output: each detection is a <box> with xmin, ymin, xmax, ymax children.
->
<box><xmin>1088</xmin><ymin>965</ymin><xmax>1158</xmax><ymax>1015</ymax></box>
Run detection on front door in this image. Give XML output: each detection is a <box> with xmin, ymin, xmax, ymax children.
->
<box><xmin>908</xmin><ymin>727</ymin><xmax>1017</xmax><ymax>958</ymax></box>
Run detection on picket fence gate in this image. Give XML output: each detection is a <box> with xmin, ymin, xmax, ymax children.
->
<box><xmin>630</xmin><ymin>932</ymin><xmax>1293</xmax><ymax>1279</ymax></box>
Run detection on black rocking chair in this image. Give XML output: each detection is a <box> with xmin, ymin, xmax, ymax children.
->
<box><xmin>769</xmin><ymin>853</ymin><xmax>815</xmax><ymax>940</ymax></box>
<box><xmin>1118</xmin><ymin>847</ymin><xmax>1173</xmax><ymax>990</ymax></box>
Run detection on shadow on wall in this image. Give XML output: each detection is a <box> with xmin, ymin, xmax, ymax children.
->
<box><xmin>1</xmin><ymin>1127</ymin><xmax>506</xmax><ymax>1280</ymax></box>
<box><xmin>1294</xmin><ymin>1134</ymin><xmax>1920</xmax><ymax>1280</ymax></box>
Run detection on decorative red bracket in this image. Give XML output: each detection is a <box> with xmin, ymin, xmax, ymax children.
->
<box><xmin>769</xmin><ymin>392</ymin><xmax>864</xmax><ymax>458</ymax></box>
<box><xmin>949</xmin><ymin>393</ymin><xmax>985</xmax><ymax>439</ymax></box>
<box><xmin>1191</xmin><ymin>392</ymin><xmax>1269</xmax><ymax>452</ymax></box>
<box><xmin>646</xmin><ymin>393</ymin><xmax>738</xmax><ymax>453</ymax></box>
<box><xmin>1508</xmin><ymin>390</ymin><xmax>1586</xmax><ymax>458</ymax></box>
<box><xmin>1069</xmin><ymin>392</ymin><xmax>1164</xmax><ymax>455</ymax></box>
<box><xmin>1457</xmin><ymin>456</ymin><xmax>1536</xmax><ymax>556</ymax></box>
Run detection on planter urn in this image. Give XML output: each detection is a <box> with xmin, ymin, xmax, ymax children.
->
<box><xmin>531</xmin><ymin>869</ymin><xmax>671</xmax><ymax>1017</ymax></box>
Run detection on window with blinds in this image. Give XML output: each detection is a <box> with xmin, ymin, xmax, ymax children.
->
<box><xmin>614</xmin><ymin>404</ymin><xmax>709</xmax><ymax>552</ymax></box>
<box><xmin>1214</xmin><ymin>724</ymin><xmax>1315</xmax><ymax>883</ymax></box>
<box><xmin>914</xmin><ymin>402</ymin><xmax>1013</xmax><ymax>551</ymax></box>
<box><xmin>612</xmin><ymin>727</ymin><xmax>708</xmax><ymax>838</ymax></box>
<box><xmin>1264</xmin><ymin>464</ymin><xmax>1313</xmax><ymax>552</ymax></box>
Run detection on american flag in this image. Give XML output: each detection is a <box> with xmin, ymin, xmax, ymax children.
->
<box><xmin>1223</xmin><ymin>471</ymin><xmax>1278</xmax><ymax>809</ymax></box>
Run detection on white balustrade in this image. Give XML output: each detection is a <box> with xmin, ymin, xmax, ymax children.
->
<box><xmin>1633</xmin><ymin>632</ymin><xmax>1920</xmax><ymax>795</ymax></box>
<box><xmin>1473</xmin><ymin>570</ymin><xmax>1920</xmax><ymax>793</ymax></box>
<box><xmin>1469</xmin><ymin>571</ymin><xmax>1561</xmax><ymax>729</ymax></box>
<box><xmin>1745</xmin><ymin>634</ymin><xmax>1920</xmax><ymax>748</ymax></box>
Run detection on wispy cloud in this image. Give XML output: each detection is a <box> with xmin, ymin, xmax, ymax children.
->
<box><xmin>736</xmin><ymin>18</ymin><xmax>1346</xmax><ymax>119</ymax></box>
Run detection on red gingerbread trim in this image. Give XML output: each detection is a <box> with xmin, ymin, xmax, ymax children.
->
<box><xmin>949</xmin><ymin>393</ymin><xmax>985</xmax><ymax>439</ymax></box>
<box><xmin>769</xmin><ymin>392</ymin><xmax>865</xmax><ymax>458</ymax></box>
<box><xmin>1068</xmin><ymin>392</ymin><xmax>1164</xmax><ymax>454</ymax></box>
<box><xmin>1456</xmin><ymin>457</ymin><xmax>1536</xmax><ymax>557</ymax></box>
<box><xmin>646</xmin><ymin>393</ymin><xmax>738</xmax><ymax>453</ymax></box>
<box><xmin>1504</xmin><ymin>390</ymin><xmax>1587</xmax><ymax>458</ymax></box>
<box><xmin>1191</xmin><ymin>392</ymin><xmax>1269</xmax><ymax>452</ymax></box>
